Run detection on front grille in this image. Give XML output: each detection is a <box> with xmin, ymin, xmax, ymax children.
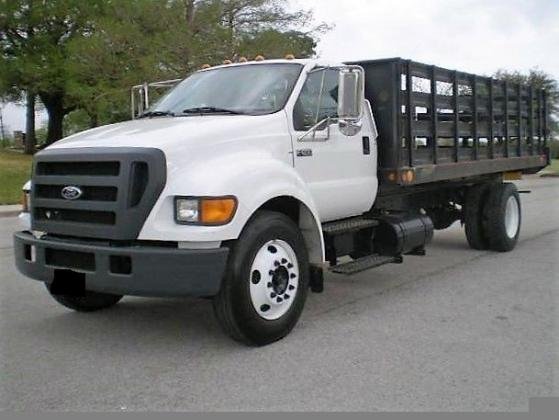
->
<box><xmin>34</xmin><ymin>208</ymin><xmax>116</xmax><ymax>225</ymax></box>
<box><xmin>35</xmin><ymin>185</ymin><xmax>118</xmax><ymax>201</ymax></box>
<box><xmin>31</xmin><ymin>147</ymin><xmax>167</xmax><ymax>240</ymax></box>
<box><xmin>37</xmin><ymin>161</ymin><xmax>120</xmax><ymax>176</ymax></box>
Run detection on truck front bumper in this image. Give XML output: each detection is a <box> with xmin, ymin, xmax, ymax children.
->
<box><xmin>13</xmin><ymin>232</ymin><xmax>229</xmax><ymax>298</ymax></box>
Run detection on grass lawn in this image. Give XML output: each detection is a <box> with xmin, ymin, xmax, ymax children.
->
<box><xmin>0</xmin><ymin>149</ymin><xmax>33</xmax><ymax>205</ymax></box>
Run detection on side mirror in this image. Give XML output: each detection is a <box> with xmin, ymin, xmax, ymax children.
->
<box><xmin>338</xmin><ymin>67</ymin><xmax>364</xmax><ymax>136</ymax></box>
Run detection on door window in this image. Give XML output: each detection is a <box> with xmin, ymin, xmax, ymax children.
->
<box><xmin>293</xmin><ymin>69</ymin><xmax>339</xmax><ymax>131</ymax></box>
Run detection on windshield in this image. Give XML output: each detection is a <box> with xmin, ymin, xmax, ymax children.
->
<box><xmin>148</xmin><ymin>63</ymin><xmax>303</xmax><ymax>116</ymax></box>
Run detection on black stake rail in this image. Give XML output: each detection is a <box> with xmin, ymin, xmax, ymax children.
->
<box><xmin>489</xmin><ymin>79</ymin><xmax>494</xmax><ymax>159</ymax></box>
<box><xmin>349</xmin><ymin>58</ymin><xmax>550</xmax><ymax>186</ymax></box>
<box><xmin>430</xmin><ymin>65</ymin><xmax>438</xmax><ymax>164</ymax></box>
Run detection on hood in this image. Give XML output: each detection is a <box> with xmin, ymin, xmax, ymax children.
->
<box><xmin>46</xmin><ymin>113</ymin><xmax>286</xmax><ymax>155</ymax></box>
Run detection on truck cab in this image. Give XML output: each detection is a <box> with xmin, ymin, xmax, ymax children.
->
<box><xmin>14</xmin><ymin>58</ymin><xmax>548</xmax><ymax>345</ymax></box>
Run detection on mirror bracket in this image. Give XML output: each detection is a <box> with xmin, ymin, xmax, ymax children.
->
<box><xmin>338</xmin><ymin>119</ymin><xmax>362</xmax><ymax>136</ymax></box>
<box><xmin>297</xmin><ymin>117</ymin><xmax>334</xmax><ymax>142</ymax></box>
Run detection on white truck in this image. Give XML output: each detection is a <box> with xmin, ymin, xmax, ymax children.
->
<box><xmin>14</xmin><ymin>58</ymin><xmax>550</xmax><ymax>345</ymax></box>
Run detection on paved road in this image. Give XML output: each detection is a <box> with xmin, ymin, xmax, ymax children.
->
<box><xmin>1</xmin><ymin>177</ymin><xmax>557</xmax><ymax>412</ymax></box>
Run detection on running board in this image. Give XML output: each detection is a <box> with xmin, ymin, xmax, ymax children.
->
<box><xmin>330</xmin><ymin>254</ymin><xmax>402</xmax><ymax>275</ymax></box>
<box><xmin>322</xmin><ymin>217</ymin><xmax>378</xmax><ymax>236</ymax></box>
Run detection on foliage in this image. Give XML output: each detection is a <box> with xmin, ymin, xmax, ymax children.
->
<box><xmin>1</xmin><ymin>0</ymin><xmax>329</xmax><ymax>144</ymax></box>
<box><xmin>0</xmin><ymin>0</ymin><xmax>106</xmax><ymax>143</ymax></box>
<box><xmin>63</xmin><ymin>109</ymin><xmax>92</xmax><ymax>137</ymax></box>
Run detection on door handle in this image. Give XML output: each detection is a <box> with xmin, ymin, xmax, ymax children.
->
<box><xmin>362</xmin><ymin>137</ymin><xmax>370</xmax><ymax>155</ymax></box>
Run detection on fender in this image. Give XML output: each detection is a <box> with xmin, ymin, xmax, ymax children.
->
<box><xmin>139</xmin><ymin>152</ymin><xmax>326</xmax><ymax>263</ymax></box>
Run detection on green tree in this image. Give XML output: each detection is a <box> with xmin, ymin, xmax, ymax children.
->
<box><xmin>66</xmin><ymin>0</ymin><xmax>174</xmax><ymax>128</ymax></box>
<box><xmin>67</xmin><ymin>0</ymin><xmax>329</xmax><ymax>128</ymax></box>
<box><xmin>0</xmin><ymin>0</ymin><xmax>104</xmax><ymax>145</ymax></box>
<box><xmin>2</xmin><ymin>0</ymin><xmax>329</xmax><ymax>143</ymax></box>
<box><xmin>160</xmin><ymin>0</ymin><xmax>329</xmax><ymax>72</ymax></box>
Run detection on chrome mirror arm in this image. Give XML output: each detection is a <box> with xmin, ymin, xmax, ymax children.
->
<box><xmin>297</xmin><ymin>117</ymin><xmax>334</xmax><ymax>142</ymax></box>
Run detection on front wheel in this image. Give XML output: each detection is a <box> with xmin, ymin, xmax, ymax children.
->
<box><xmin>213</xmin><ymin>211</ymin><xmax>309</xmax><ymax>346</ymax></box>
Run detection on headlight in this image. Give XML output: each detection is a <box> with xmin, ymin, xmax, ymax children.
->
<box><xmin>21</xmin><ymin>190</ymin><xmax>31</xmax><ymax>213</ymax></box>
<box><xmin>175</xmin><ymin>196</ymin><xmax>237</xmax><ymax>225</ymax></box>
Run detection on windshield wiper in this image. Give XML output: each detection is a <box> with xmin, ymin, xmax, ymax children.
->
<box><xmin>181</xmin><ymin>107</ymin><xmax>246</xmax><ymax>115</ymax></box>
<box><xmin>139</xmin><ymin>110</ymin><xmax>175</xmax><ymax>118</ymax></box>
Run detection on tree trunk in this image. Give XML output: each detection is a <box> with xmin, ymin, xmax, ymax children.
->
<box><xmin>24</xmin><ymin>91</ymin><xmax>36</xmax><ymax>154</ymax></box>
<box><xmin>182</xmin><ymin>0</ymin><xmax>196</xmax><ymax>70</ymax></box>
<box><xmin>40</xmin><ymin>93</ymin><xmax>65</xmax><ymax>145</ymax></box>
<box><xmin>89</xmin><ymin>112</ymin><xmax>99</xmax><ymax>128</ymax></box>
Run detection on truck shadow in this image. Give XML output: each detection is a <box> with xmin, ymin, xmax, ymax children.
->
<box><xmin>21</xmin><ymin>229</ymin><xmax>474</xmax><ymax>352</ymax></box>
<box><xmin>26</xmin><ymin>297</ymin><xmax>247</xmax><ymax>352</ymax></box>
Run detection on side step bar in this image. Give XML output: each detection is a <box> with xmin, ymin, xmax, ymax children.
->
<box><xmin>322</xmin><ymin>217</ymin><xmax>378</xmax><ymax>235</ymax></box>
<box><xmin>330</xmin><ymin>254</ymin><xmax>403</xmax><ymax>275</ymax></box>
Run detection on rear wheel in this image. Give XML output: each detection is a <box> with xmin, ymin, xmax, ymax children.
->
<box><xmin>483</xmin><ymin>183</ymin><xmax>521</xmax><ymax>252</ymax></box>
<box><xmin>213</xmin><ymin>211</ymin><xmax>309</xmax><ymax>346</ymax></box>
<box><xmin>46</xmin><ymin>284</ymin><xmax>123</xmax><ymax>312</ymax></box>
<box><xmin>464</xmin><ymin>184</ymin><xmax>491</xmax><ymax>250</ymax></box>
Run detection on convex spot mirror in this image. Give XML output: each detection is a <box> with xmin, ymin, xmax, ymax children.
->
<box><xmin>338</xmin><ymin>67</ymin><xmax>365</xmax><ymax>136</ymax></box>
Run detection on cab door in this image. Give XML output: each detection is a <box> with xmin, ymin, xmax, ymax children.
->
<box><xmin>289</xmin><ymin>67</ymin><xmax>377</xmax><ymax>222</ymax></box>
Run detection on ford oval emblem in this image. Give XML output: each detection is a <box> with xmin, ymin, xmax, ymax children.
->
<box><xmin>61</xmin><ymin>186</ymin><xmax>83</xmax><ymax>200</ymax></box>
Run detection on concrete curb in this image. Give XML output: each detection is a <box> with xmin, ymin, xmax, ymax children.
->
<box><xmin>540</xmin><ymin>173</ymin><xmax>559</xmax><ymax>178</ymax></box>
<box><xmin>0</xmin><ymin>205</ymin><xmax>22</xmax><ymax>218</ymax></box>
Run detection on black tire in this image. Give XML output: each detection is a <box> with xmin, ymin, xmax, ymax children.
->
<box><xmin>464</xmin><ymin>184</ymin><xmax>491</xmax><ymax>250</ymax></box>
<box><xmin>46</xmin><ymin>284</ymin><xmax>123</xmax><ymax>312</ymax></box>
<box><xmin>426</xmin><ymin>206</ymin><xmax>460</xmax><ymax>230</ymax></box>
<box><xmin>213</xmin><ymin>211</ymin><xmax>309</xmax><ymax>346</ymax></box>
<box><xmin>483</xmin><ymin>183</ymin><xmax>521</xmax><ymax>252</ymax></box>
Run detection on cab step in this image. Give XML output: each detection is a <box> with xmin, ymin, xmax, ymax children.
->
<box><xmin>322</xmin><ymin>217</ymin><xmax>378</xmax><ymax>236</ymax></box>
<box><xmin>330</xmin><ymin>254</ymin><xmax>402</xmax><ymax>275</ymax></box>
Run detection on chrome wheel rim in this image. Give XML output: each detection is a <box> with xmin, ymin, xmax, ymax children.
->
<box><xmin>504</xmin><ymin>196</ymin><xmax>520</xmax><ymax>239</ymax></box>
<box><xmin>249</xmin><ymin>239</ymin><xmax>299</xmax><ymax>321</ymax></box>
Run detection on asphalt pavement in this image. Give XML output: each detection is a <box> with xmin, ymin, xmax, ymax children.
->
<box><xmin>1</xmin><ymin>176</ymin><xmax>557</xmax><ymax>411</ymax></box>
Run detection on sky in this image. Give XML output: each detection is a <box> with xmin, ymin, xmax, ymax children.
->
<box><xmin>1</xmin><ymin>0</ymin><xmax>558</xmax><ymax>134</ymax></box>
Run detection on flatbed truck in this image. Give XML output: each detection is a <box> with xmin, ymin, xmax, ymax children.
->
<box><xmin>14</xmin><ymin>57</ymin><xmax>550</xmax><ymax>345</ymax></box>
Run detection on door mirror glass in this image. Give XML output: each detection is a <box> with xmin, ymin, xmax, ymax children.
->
<box><xmin>338</xmin><ymin>67</ymin><xmax>364</xmax><ymax>136</ymax></box>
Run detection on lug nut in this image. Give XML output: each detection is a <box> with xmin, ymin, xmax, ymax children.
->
<box><xmin>251</xmin><ymin>270</ymin><xmax>261</xmax><ymax>284</ymax></box>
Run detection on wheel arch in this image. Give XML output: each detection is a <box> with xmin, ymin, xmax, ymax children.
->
<box><xmin>255</xmin><ymin>195</ymin><xmax>325</xmax><ymax>264</ymax></box>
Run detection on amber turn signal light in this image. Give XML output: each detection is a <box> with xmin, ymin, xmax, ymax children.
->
<box><xmin>200</xmin><ymin>197</ymin><xmax>237</xmax><ymax>225</ymax></box>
